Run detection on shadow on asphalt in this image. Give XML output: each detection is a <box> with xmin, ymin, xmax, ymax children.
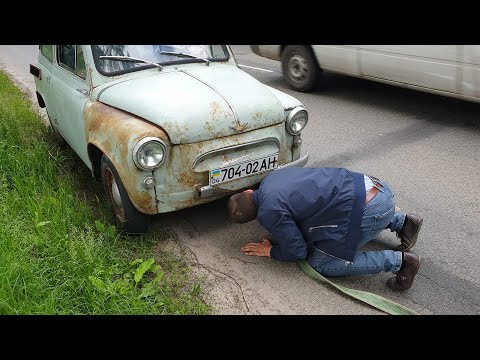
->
<box><xmin>261</xmin><ymin>71</ymin><xmax>480</xmax><ymax>131</ymax></box>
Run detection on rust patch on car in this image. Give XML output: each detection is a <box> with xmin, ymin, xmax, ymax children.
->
<box><xmin>168</xmin><ymin>144</ymin><xmax>207</xmax><ymax>188</ymax></box>
<box><xmin>203</xmin><ymin>120</ymin><xmax>216</xmax><ymax>134</ymax></box>
<box><xmin>84</xmin><ymin>102</ymin><xmax>169</xmax><ymax>215</ymax></box>
<box><xmin>209</xmin><ymin>100</ymin><xmax>234</xmax><ymax>121</ymax></box>
<box><xmin>252</xmin><ymin>111</ymin><xmax>263</xmax><ymax>120</ymax></box>
<box><xmin>210</xmin><ymin>101</ymin><xmax>222</xmax><ymax>120</ymax></box>
<box><xmin>162</xmin><ymin>120</ymin><xmax>191</xmax><ymax>142</ymax></box>
<box><xmin>180</xmin><ymin>171</ymin><xmax>208</xmax><ymax>188</ymax></box>
<box><xmin>231</xmin><ymin>121</ymin><xmax>248</xmax><ymax>132</ymax></box>
<box><xmin>88</xmin><ymin>67</ymin><xmax>95</xmax><ymax>95</ymax></box>
<box><xmin>209</xmin><ymin>100</ymin><xmax>248</xmax><ymax>132</ymax></box>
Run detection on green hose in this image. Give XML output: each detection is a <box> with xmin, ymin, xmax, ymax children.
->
<box><xmin>298</xmin><ymin>260</ymin><xmax>418</xmax><ymax>315</ymax></box>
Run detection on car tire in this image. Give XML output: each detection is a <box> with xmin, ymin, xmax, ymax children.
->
<box><xmin>45</xmin><ymin>108</ymin><xmax>66</xmax><ymax>147</ymax></box>
<box><xmin>281</xmin><ymin>45</ymin><xmax>321</xmax><ymax>92</ymax></box>
<box><xmin>101</xmin><ymin>154</ymin><xmax>150</xmax><ymax>235</ymax></box>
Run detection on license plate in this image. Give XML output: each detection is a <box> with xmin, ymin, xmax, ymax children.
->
<box><xmin>209</xmin><ymin>154</ymin><xmax>279</xmax><ymax>186</ymax></box>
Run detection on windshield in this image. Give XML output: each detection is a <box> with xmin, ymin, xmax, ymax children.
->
<box><xmin>91</xmin><ymin>45</ymin><xmax>230</xmax><ymax>76</ymax></box>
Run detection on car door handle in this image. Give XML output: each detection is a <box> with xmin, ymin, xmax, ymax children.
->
<box><xmin>76</xmin><ymin>89</ymin><xmax>88</xmax><ymax>95</ymax></box>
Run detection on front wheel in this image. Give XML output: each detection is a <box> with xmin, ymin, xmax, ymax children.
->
<box><xmin>281</xmin><ymin>45</ymin><xmax>321</xmax><ymax>92</ymax></box>
<box><xmin>101</xmin><ymin>155</ymin><xmax>150</xmax><ymax>235</ymax></box>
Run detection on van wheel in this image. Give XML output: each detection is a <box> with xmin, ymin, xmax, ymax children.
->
<box><xmin>101</xmin><ymin>155</ymin><xmax>150</xmax><ymax>235</ymax></box>
<box><xmin>45</xmin><ymin>108</ymin><xmax>66</xmax><ymax>147</ymax></box>
<box><xmin>281</xmin><ymin>45</ymin><xmax>321</xmax><ymax>92</ymax></box>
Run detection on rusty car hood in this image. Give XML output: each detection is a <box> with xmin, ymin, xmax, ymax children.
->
<box><xmin>95</xmin><ymin>64</ymin><xmax>286</xmax><ymax>144</ymax></box>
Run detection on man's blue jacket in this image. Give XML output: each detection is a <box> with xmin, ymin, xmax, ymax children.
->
<box><xmin>253</xmin><ymin>167</ymin><xmax>366</xmax><ymax>262</ymax></box>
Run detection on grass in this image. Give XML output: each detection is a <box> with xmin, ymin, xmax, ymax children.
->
<box><xmin>0</xmin><ymin>71</ymin><xmax>210</xmax><ymax>314</ymax></box>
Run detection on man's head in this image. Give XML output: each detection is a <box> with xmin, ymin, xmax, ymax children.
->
<box><xmin>227</xmin><ymin>189</ymin><xmax>257</xmax><ymax>223</ymax></box>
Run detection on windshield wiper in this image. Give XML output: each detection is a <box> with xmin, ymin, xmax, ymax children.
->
<box><xmin>99</xmin><ymin>55</ymin><xmax>163</xmax><ymax>70</ymax></box>
<box><xmin>160</xmin><ymin>51</ymin><xmax>210</xmax><ymax>66</ymax></box>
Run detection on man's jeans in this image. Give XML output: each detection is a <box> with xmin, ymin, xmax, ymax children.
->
<box><xmin>307</xmin><ymin>179</ymin><xmax>406</xmax><ymax>277</ymax></box>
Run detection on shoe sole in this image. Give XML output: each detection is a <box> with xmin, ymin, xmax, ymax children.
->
<box><xmin>395</xmin><ymin>217</ymin><xmax>423</xmax><ymax>251</ymax></box>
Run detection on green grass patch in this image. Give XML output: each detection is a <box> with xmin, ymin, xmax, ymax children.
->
<box><xmin>0</xmin><ymin>71</ymin><xmax>210</xmax><ymax>314</ymax></box>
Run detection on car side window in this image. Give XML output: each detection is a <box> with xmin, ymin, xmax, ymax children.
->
<box><xmin>40</xmin><ymin>45</ymin><xmax>54</xmax><ymax>62</ymax></box>
<box><xmin>57</xmin><ymin>45</ymin><xmax>76</xmax><ymax>72</ymax></box>
<box><xmin>56</xmin><ymin>45</ymin><xmax>86</xmax><ymax>80</ymax></box>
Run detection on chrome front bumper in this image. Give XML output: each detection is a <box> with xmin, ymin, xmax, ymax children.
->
<box><xmin>277</xmin><ymin>152</ymin><xmax>309</xmax><ymax>169</ymax></box>
<box><xmin>198</xmin><ymin>152</ymin><xmax>309</xmax><ymax>199</ymax></box>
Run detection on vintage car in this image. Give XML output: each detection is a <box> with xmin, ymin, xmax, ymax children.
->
<box><xmin>30</xmin><ymin>45</ymin><xmax>309</xmax><ymax>233</ymax></box>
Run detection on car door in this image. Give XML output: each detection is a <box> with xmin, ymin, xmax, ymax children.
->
<box><xmin>311</xmin><ymin>45</ymin><xmax>359</xmax><ymax>75</ymax></box>
<box><xmin>357</xmin><ymin>45</ymin><xmax>458</xmax><ymax>94</ymax></box>
<box><xmin>51</xmin><ymin>45</ymin><xmax>91</xmax><ymax>167</ymax></box>
<box><xmin>35</xmin><ymin>45</ymin><xmax>58</xmax><ymax>124</ymax></box>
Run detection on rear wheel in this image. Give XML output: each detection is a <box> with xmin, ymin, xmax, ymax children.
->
<box><xmin>101</xmin><ymin>154</ymin><xmax>150</xmax><ymax>235</ymax></box>
<box><xmin>281</xmin><ymin>45</ymin><xmax>321</xmax><ymax>92</ymax></box>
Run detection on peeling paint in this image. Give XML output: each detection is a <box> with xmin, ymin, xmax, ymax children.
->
<box><xmin>88</xmin><ymin>67</ymin><xmax>95</xmax><ymax>96</ymax></box>
<box><xmin>97</xmin><ymin>66</ymin><xmax>284</xmax><ymax>144</ymax></box>
<box><xmin>84</xmin><ymin>102</ymin><xmax>169</xmax><ymax>215</ymax></box>
<box><xmin>209</xmin><ymin>101</ymin><xmax>224</xmax><ymax>121</ymax></box>
<box><xmin>154</xmin><ymin>122</ymin><xmax>295</xmax><ymax>213</ymax></box>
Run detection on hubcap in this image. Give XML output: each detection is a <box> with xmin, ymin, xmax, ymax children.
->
<box><xmin>287</xmin><ymin>54</ymin><xmax>308</xmax><ymax>83</ymax></box>
<box><xmin>105</xmin><ymin>168</ymin><xmax>126</xmax><ymax>222</ymax></box>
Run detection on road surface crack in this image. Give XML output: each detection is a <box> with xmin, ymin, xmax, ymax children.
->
<box><xmin>232</xmin><ymin>256</ymin><xmax>259</xmax><ymax>265</ymax></box>
<box><xmin>169</xmin><ymin>236</ymin><xmax>251</xmax><ymax>314</ymax></box>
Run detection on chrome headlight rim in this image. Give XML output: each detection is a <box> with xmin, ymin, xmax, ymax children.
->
<box><xmin>286</xmin><ymin>107</ymin><xmax>308</xmax><ymax>135</ymax></box>
<box><xmin>132</xmin><ymin>137</ymin><xmax>167</xmax><ymax>171</ymax></box>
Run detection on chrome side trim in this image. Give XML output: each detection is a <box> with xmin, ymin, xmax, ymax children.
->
<box><xmin>192</xmin><ymin>137</ymin><xmax>280</xmax><ymax>169</ymax></box>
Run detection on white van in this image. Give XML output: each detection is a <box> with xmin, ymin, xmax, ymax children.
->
<box><xmin>250</xmin><ymin>45</ymin><xmax>480</xmax><ymax>103</ymax></box>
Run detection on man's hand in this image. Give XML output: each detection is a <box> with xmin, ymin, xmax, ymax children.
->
<box><xmin>241</xmin><ymin>239</ymin><xmax>272</xmax><ymax>257</ymax></box>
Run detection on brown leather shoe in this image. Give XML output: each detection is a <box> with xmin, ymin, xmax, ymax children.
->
<box><xmin>395</xmin><ymin>214</ymin><xmax>423</xmax><ymax>251</ymax></box>
<box><xmin>386</xmin><ymin>251</ymin><xmax>421</xmax><ymax>291</ymax></box>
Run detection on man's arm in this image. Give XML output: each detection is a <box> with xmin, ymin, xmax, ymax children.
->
<box><xmin>241</xmin><ymin>211</ymin><xmax>307</xmax><ymax>262</ymax></box>
<box><xmin>268</xmin><ymin>213</ymin><xmax>308</xmax><ymax>262</ymax></box>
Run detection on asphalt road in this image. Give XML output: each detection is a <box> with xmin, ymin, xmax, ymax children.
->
<box><xmin>1</xmin><ymin>45</ymin><xmax>480</xmax><ymax>314</ymax></box>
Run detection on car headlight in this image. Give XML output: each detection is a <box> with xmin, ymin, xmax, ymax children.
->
<box><xmin>286</xmin><ymin>107</ymin><xmax>308</xmax><ymax>135</ymax></box>
<box><xmin>133</xmin><ymin>137</ymin><xmax>167</xmax><ymax>171</ymax></box>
